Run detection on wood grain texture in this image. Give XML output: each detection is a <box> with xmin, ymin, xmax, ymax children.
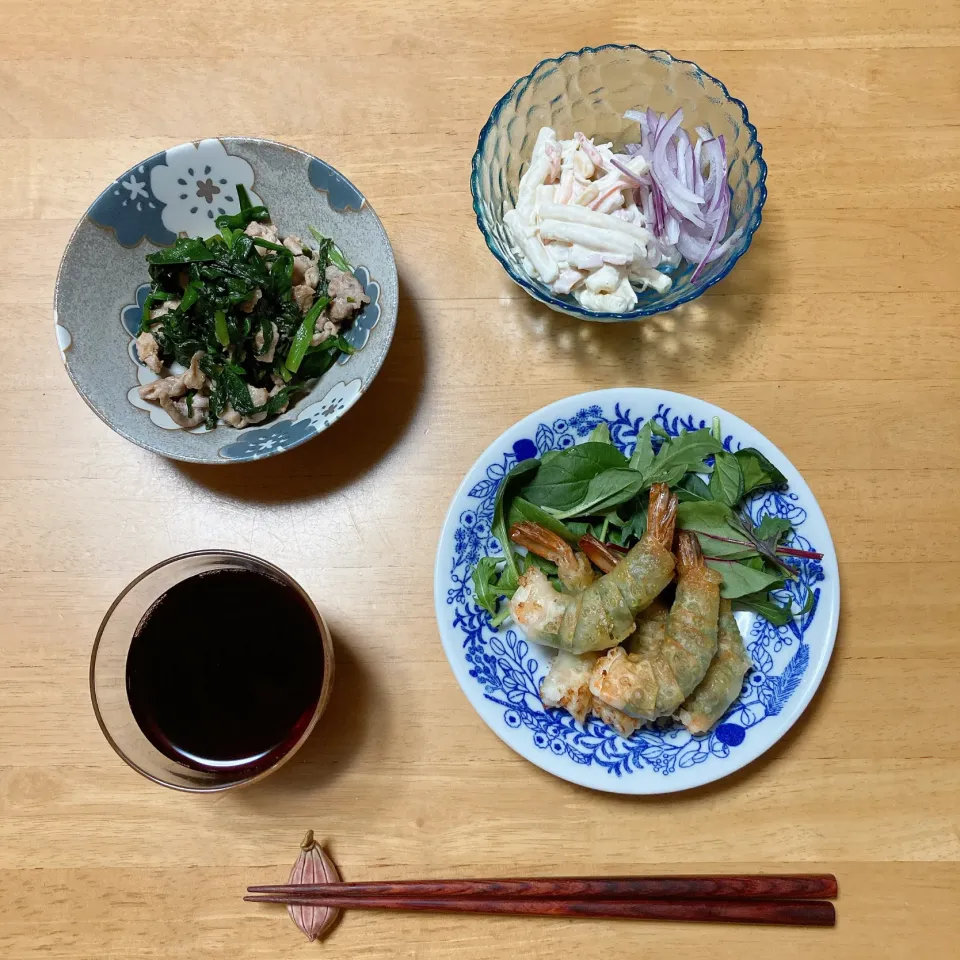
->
<box><xmin>0</xmin><ymin>0</ymin><xmax>958</xmax><ymax>956</ymax></box>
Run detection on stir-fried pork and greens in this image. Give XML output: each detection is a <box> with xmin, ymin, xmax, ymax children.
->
<box><xmin>134</xmin><ymin>186</ymin><xmax>369</xmax><ymax>430</ymax></box>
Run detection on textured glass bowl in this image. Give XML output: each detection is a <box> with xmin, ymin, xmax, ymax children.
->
<box><xmin>471</xmin><ymin>45</ymin><xmax>767</xmax><ymax>322</ymax></box>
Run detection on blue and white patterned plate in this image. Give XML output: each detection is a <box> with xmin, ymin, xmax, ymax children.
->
<box><xmin>434</xmin><ymin>389</ymin><xmax>839</xmax><ymax>794</ymax></box>
<box><xmin>55</xmin><ymin>138</ymin><xmax>398</xmax><ymax>464</ymax></box>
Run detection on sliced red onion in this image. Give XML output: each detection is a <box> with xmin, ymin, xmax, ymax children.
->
<box><xmin>608</xmin><ymin>156</ymin><xmax>645</xmax><ymax>184</ymax></box>
<box><xmin>622</xmin><ymin>106</ymin><xmax>737</xmax><ymax>283</ymax></box>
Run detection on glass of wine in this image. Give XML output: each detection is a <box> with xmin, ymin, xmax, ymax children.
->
<box><xmin>90</xmin><ymin>550</ymin><xmax>334</xmax><ymax>792</ymax></box>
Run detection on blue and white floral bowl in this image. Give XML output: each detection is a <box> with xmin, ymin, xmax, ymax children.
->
<box><xmin>55</xmin><ymin>138</ymin><xmax>398</xmax><ymax>464</ymax></box>
<box><xmin>434</xmin><ymin>389</ymin><xmax>839</xmax><ymax>794</ymax></box>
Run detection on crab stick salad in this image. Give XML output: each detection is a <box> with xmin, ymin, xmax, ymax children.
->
<box><xmin>502</xmin><ymin>109</ymin><xmax>740</xmax><ymax>313</ymax></box>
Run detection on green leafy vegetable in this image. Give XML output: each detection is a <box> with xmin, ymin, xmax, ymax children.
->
<box><xmin>646</xmin><ymin>428</ymin><xmax>723</xmax><ymax>486</ymax></box>
<box><xmin>507</xmin><ymin>497</ymin><xmax>577</xmax><ymax>542</ymax></box>
<box><xmin>214</xmin><ymin>309</ymin><xmax>230</xmax><ymax>347</ymax></box>
<box><xmin>708</xmin><ymin>451</ymin><xmax>744</xmax><ymax>506</ymax></box>
<box><xmin>677</xmin><ymin>500</ymin><xmax>737</xmax><ymax>538</ymax></box>
<box><xmin>492</xmin><ymin>458</ymin><xmax>541</xmax><ymax>580</ymax></box>
<box><xmin>136</xmin><ymin>190</ymin><xmax>364</xmax><ymax>433</ymax></box>
<box><xmin>553</xmin><ymin>468</ymin><xmax>646</xmax><ymax>520</ymax></box>
<box><xmin>627</xmin><ymin>422</ymin><xmax>656</xmax><ymax>474</ymax></box>
<box><xmin>521</xmin><ymin>443</ymin><xmax>628</xmax><ymax>511</ymax></box>
<box><xmin>735</xmin><ymin>588</ymin><xmax>813</xmax><ymax>626</ymax></box>
<box><xmin>285</xmin><ymin>297</ymin><xmax>331</xmax><ymax>373</ymax></box>
<box><xmin>471</xmin><ymin>557</ymin><xmax>504</xmax><ymax>615</ymax></box>
<box><xmin>675</xmin><ymin>473</ymin><xmax>712</xmax><ymax>502</ymax></box>
<box><xmin>587</xmin><ymin>422</ymin><xmax>612</xmax><ymax>444</ymax></box>
<box><xmin>735</xmin><ymin>447</ymin><xmax>788</xmax><ymax>496</ymax></box>
<box><xmin>146</xmin><ymin>237</ymin><xmax>218</xmax><ymax>265</ymax></box>
<box><xmin>705</xmin><ymin>558</ymin><xmax>783</xmax><ymax>599</ymax></box>
<box><xmin>729</xmin><ymin>510</ymin><xmax>798</xmax><ymax>580</ymax></box>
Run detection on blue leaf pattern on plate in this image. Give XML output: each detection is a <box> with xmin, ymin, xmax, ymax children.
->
<box><xmin>308</xmin><ymin>158</ymin><xmax>365</xmax><ymax>212</ymax></box>
<box><xmin>445</xmin><ymin>402</ymin><xmax>819</xmax><ymax>778</ymax></box>
<box><xmin>338</xmin><ymin>266</ymin><xmax>381</xmax><ymax>355</ymax></box>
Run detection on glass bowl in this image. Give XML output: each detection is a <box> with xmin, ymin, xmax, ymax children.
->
<box><xmin>470</xmin><ymin>44</ymin><xmax>767</xmax><ymax>322</ymax></box>
<box><xmin>89</xmin><ymin>550</ymin><xmax>334</xmax><ymax>792</ymax></box>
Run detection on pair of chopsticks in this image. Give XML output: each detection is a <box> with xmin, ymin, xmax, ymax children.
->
<box><xmin>246</xmin><ymin>873</ymin><xmax>837</xmax><ymax>927</ymax></box>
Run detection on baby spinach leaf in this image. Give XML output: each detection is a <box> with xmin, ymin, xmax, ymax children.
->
<box><xmin>735</xmin><ymin>447</ymin><xmax>788</xmax><ymax>497</ymax></box>
<box><xmin>709</xmin><ymin>451</ymin><xmax>744</xmax><ymax>506</ymax></box>
<box><xmin>521</xmin><ymin>443</ymin><xmax>627</xmax><ymax>511</ymax></box>
<box><xmin>695</xmin><ymin>535</ymin><xmax>757</xmax><ymax>560</ymax></box>
<box><xmin>507</xmin><ymin>498</ymin><xmax>577</xmax><ymax>543</ymax></box>
<box><xmin>706</xmin><ymin>559</ymin><xmax>783</xmax><ymax>599</ymax></box>
<box><xmin>676</xmin><ymin>473</ymin><xmax>712</xmax><ymax>502</ymax></box>
<box><xmin>677</xmin><ymin>500</ymin><xmax>736</xmax><ymax>538</ymax></box>
<box><xmin>646</xmin><ymin>428</ymin><xmax>723</xmax><ymax>487</ymax></box>
<box><xmin>587</xmin><ymin>422</ymin><xmax>612</xmax><ymax>444</ymax></box>
<box><xmin>553</xmin><ymin>468</ymin><xmax>646</xmax><ymax>520</ymax></box>
<box><xmin>493</xmin><ymin>458</ymin><xmax>541</xmax><ymax>579</ymax></box>
<box><xmin>627</xmin><ymin>422</ymin><xmax>656</xmax><ymax>474</ymax></box>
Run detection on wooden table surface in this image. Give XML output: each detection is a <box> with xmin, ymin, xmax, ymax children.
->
<box><xmin>2</xmin><ymin>1</ymin><xmax>958</xmax><ymax>956</ymax></box>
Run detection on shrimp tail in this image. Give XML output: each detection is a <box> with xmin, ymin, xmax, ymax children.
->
<box><xmin>647</xmin><ymin>482</ymin><xmax>678</xmax><ymax>550</ymax></box>
<box><xmin>510</xmin><ymin>522</ymin><xmax>595</xmax><ymax>591</ymax></box>
<box><xmin>578</xmin><ymin>534</ymin><xmax>621</xmax><ymax>574</ymax></box>
<box><xmin>510</xmin><ymin>522</ymin><xmax>572</xmax><ymax>565</ymax></box>
<box><xmin>676</xmin><ymin>530</ymin><xmax>723</xmax><ymax>585</ymax></box>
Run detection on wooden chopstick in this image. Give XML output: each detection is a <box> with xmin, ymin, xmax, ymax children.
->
<box><xmin>244</xmin><ymin>894</ymin><xmax>836</xmax><ymax>927</ymax></box>
<box><xmin>247</xmin><ymin>873</ymin><xmax>838</xmax><ymax>901</ymax></box>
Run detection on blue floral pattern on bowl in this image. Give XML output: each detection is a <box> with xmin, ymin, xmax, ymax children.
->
<box><xmin>435</xmin><ymin>390</ymin><xmax>839</xmax><ymax>794</ymax></box>
<box><xmin>89</xmin><ymin>139</ymin><xmax>262</xmax><ymax>246</ymax></box>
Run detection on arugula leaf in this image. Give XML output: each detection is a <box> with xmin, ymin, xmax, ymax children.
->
<box><xmin>705</xmin><ymin>558</ymin><xmax>783</xmax><ymax>599</ymax></box>
<box><xmin>507</xmin><ymin>498</ymin><xmax>577</xmax><ymax>543</ymax></box>
<box><xmin>755</xmin><ymin>515</ymin><xmax>792</xmax><ymax>542</ymax></box>
<box><xmin>619</xmin><ymin>506</ymin><xmax>648</xmax><ymax>543</ymax></box>
<box><xmin>520</xmin><ymin>443</ymin><xmax>627</xmax><ymax>511</ymax></box>
<box><xmin>523</xmin><ymin>552</ymin><xmax>559</xmax><ymax>578</ymax></box>
<box><xmin>735</xmin><ymin>447</ymin><xmax>788</xmax><ymax>496</ymax></box>
<box><xmin>736</xmin><ymin>587</ymin><xmax>813</xmax><ymax>626</ymax></box>
<box><xmin>493</xmin><ymin>458</ymin><xmax>541</xmax><ymax>579</ymax></box>
<box><xmin>675</xmin><ymin>473</ymin><xmax>712</xmax><ymax>503</ymax></box>
<box><xmin>709</xmin><ymin>451</ymin><xmax>744</xmax><ymax>506</ymax></box>
<box><xmin>646</xmin><ymin>428</ymin><xmax>723</xmax><ymax>486</ymax></box>
<box><xmin>627</xmin><ymin>422</ymin><xmax>656</xmax><ymax>474</ymax></box>
<box><xmin>471</xmin><ymin>557</ymin><xmax>504</xmax><ymax>615</ymax></box>
<box><xmin>587</xmin><ymin>422</ymin><xmax>612</xmax><ymax>444</ymax></box>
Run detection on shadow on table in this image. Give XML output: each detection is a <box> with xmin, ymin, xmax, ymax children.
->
<box><xmin>228</xmin><ymin>628</ymin><xmax>382</xmax><ymax>800</ymax></box>
<box><xmin>169</xmin><ymin>276</ymin><xmax>426</xmax><ymax>504</ymax></box>
<box><xmin>504</xmin><ymin>223</ymin><xmax>776</xmax><ymax>381</ymax></box>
